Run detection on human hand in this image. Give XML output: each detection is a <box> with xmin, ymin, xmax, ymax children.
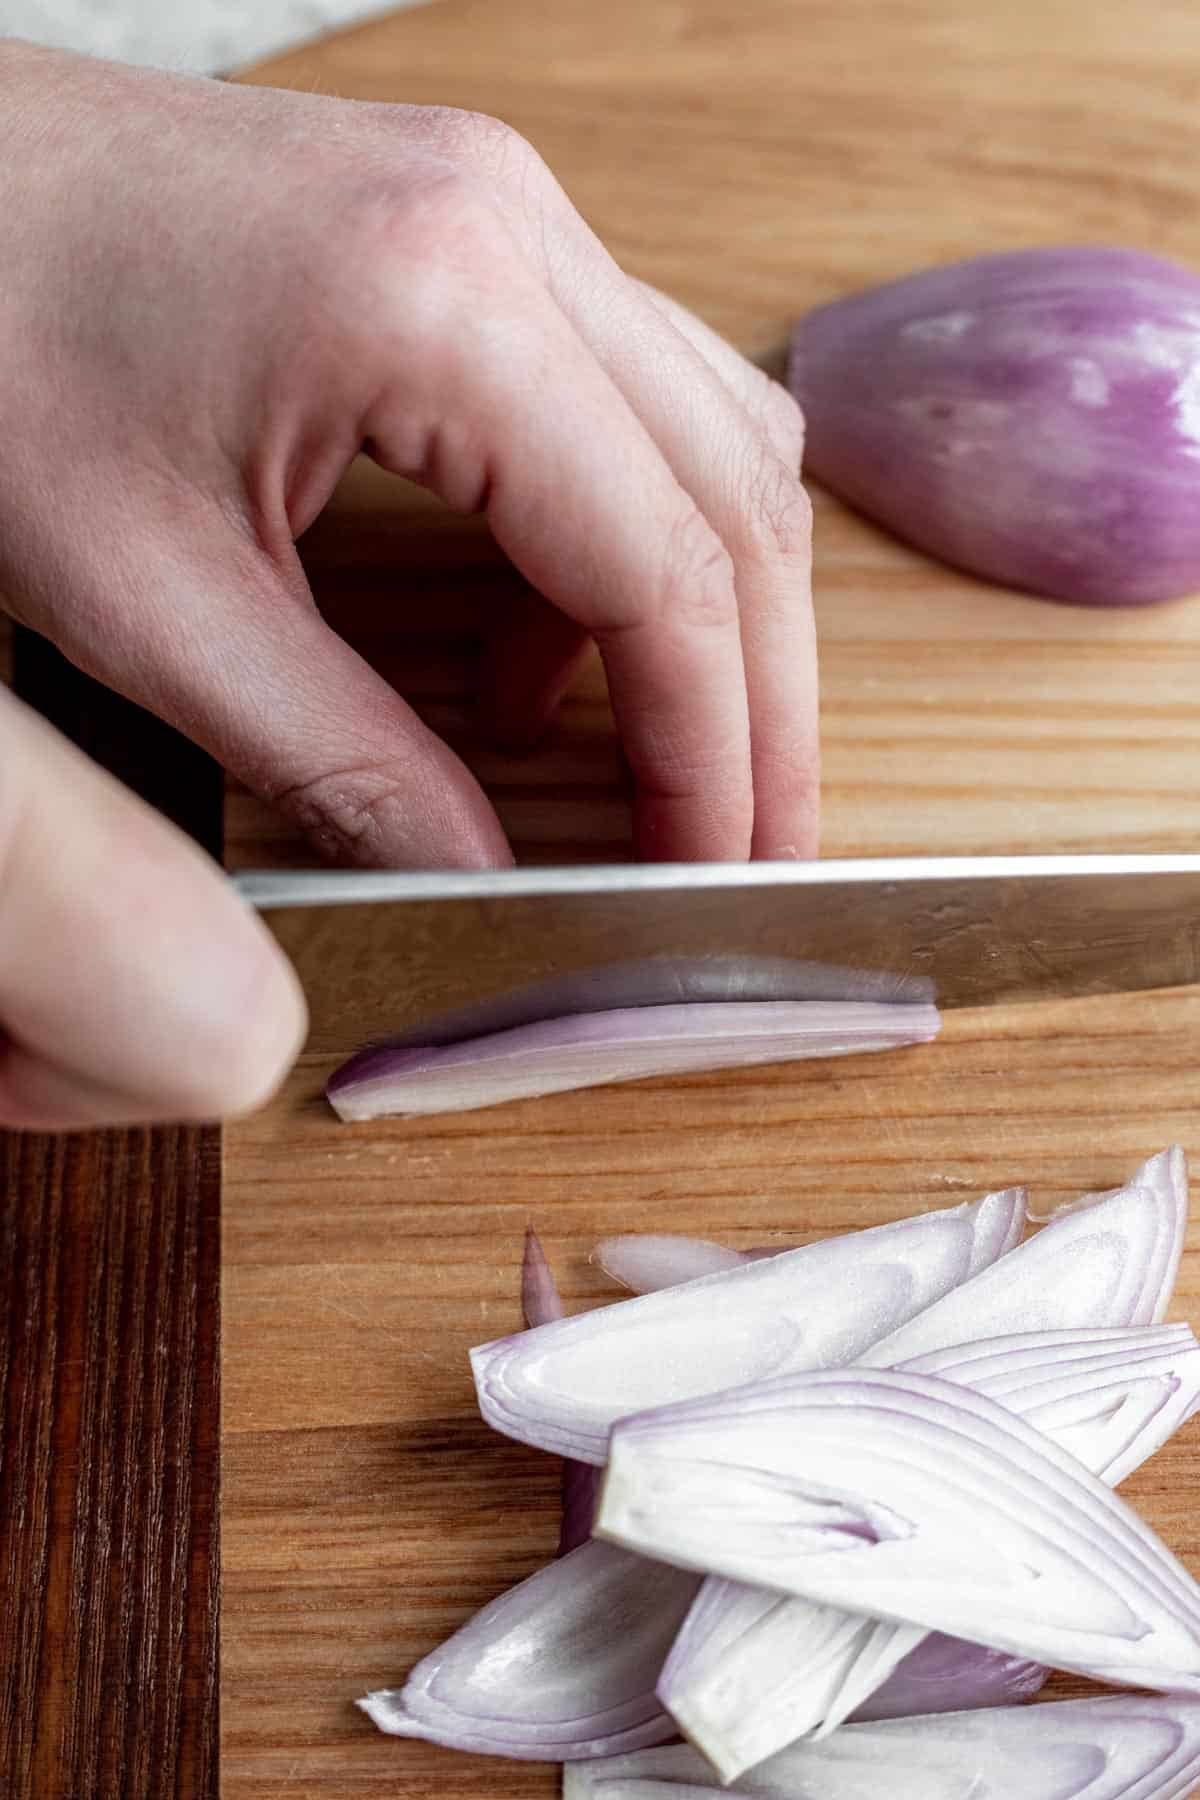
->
<box><xmin>0</xmin><ymin>43</ymin><xmax>817</xmax><ymax>1128</ymax></box>
<box><xmin>0</xmin><ymin>42</ymin><xmax>817</xmax><ymax>872</ymax></box>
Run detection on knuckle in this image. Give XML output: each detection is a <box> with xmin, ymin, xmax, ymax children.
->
<box><xmin>378</xmin><ymin>164</ymin><xmax>506</xmax><ymax>268</ymax></box>
<box><xmin>442</xmin><ymin>108</ymin><xmax>542</xmax><ymax>186</ymax></box>
<box><xmin>270</xmin><ymin>764</ymin><xmax>408</xmax><ymax>866</ymax></box>
<box><xmin>431</xmin><ymin>109</ymin><xmax>553</xmax><ymax>259</ymax></box>
<box><xmin>346</xmin><ymin>164</ymin><xmax>516</xmax><ymax>352</ymax></box>
<box><xmin>660</xmin><ymin>506</ymin><xmax>738</xmax><ymax>631</ymax></box>
<box><xmin>640</xmin><ymin>732</ymin><xmax>746</xmax><ymax>803</ymax></box>
<box><xmin>740</xmin><ymin>454</ymin><xmax>814</xmax><ymax>564</ymax></box>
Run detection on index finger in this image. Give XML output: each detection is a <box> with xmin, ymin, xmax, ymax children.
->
<box><xmin>369</xmin><ymin>216</ymin><xmax>754</xmax><ymax>861</ymax></box>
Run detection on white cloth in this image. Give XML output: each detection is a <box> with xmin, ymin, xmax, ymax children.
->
<box><xmin>2</xmin><ymin>0</ymin><xmax>429</xmax><ymax>76</ymax></box>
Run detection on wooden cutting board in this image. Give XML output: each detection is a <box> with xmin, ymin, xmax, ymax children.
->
<box><xmin>222</xmin><ymin>1</ymin><xmax>1200</xmax><ymax>1793</ymax></box>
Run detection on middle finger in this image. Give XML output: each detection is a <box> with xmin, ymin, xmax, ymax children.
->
<box><xmin>481</xmin><ymin>152</ymin><xmax>820</xmax><ymax>857</ymax></box>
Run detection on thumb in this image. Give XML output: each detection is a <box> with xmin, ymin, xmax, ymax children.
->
<box><xmin>0</xmin><ymin>686</ymin><xmax>306</xmax><ymax>1129</ymax></box>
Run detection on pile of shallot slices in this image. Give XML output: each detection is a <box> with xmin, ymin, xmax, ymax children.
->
<box><xmin>361</xmin><ymin>1149</ymin><xmax>1200</xmax><ymax>1800</ymax></box>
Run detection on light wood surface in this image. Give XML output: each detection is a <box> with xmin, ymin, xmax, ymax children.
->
<box><xmin>224</xmin><ymin>0</ymin><xmax>1200</xmax><ymax>871</ymax></box>
<box><xmin>224</xmin><ymin>2</ymin><xmax>1200</xmax><ymax>1794</ymax></box>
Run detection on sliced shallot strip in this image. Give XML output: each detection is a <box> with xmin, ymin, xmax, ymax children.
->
<box><xmin>859</xmin><ymin>1148</ymin><xmax>1187</xmax><ymax>1365</ymax></box>
<box><xmin>327</xmin><ymin>999</ymin><xmax>941</xmax><ymax>1121</ymax></box>
<box><xmin>473</xmin><ymin>1188</ymin><xmax>1025</xmax><ymax>1464</ymax></box>
<box><xmin>658</xmin><ymin>1322</ymin><xmax>1200</xmax><ymax>1776</ymax></box>
<box><xmin>599</xmin><ymin>1370</ymin><xmax>1200</xmax><ymax>1705</ymax></box>
<box><xmin>595</xmin><ymin>1189</ymin><xmax>1023</xmax><ymax>1296</ymax></box>
<box><xmin>563</xmin><ymin>1694</ymin><xmax>1200</xmax><ymax>1800</ymax></box>
<box><xmin>357</xmin><ymin>1539</ymin><xmax>696</xmax><ymax>1761</ymax></box>
<box><xmin>595</xmin><ymin>1235</ymin><xmax>762</xmax><ymax>1291</ymax></box>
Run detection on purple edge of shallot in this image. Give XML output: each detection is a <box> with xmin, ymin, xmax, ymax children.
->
<box><xmin>523</xmin><ymin>1227</ymin><xmax>600</xmax><ymax>1558</ymax></box>
<box><xmin>851</xmin><ymin>1635</ymin><xmax>1047</xmax><ymax>1722</ymax></box>
<box><xmin>327</xmin><ymin>999</ymin><xmax>942</xmax><ymax>1113</ymax></box>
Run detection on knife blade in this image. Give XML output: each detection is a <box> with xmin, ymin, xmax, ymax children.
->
<box><xmin>233</xmin><ymin>855</ymin><xmax>1200</xmax><ymax>1056</ymax></box>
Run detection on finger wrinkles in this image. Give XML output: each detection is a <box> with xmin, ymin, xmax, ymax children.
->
<box><xmin>737</xmin><ymin>454</ymin><xmax>814</xmax><ymax>567</ymax></box>
<box><xmin>619</xmin><ymin>718</ymin><xmax>749</xmax><ymax>804</ymax></box>
<box><xmin>268</xmin><ymin>763</ymin><xmax>418</xmax><ymax>865</ymax></box>
<box><xmin>657</xmin><ymin>505</ymin><xmax>739</xmax><ymax>633</ymax></box>
<box><xmin>268</xmin><ymin>759</ymin><xmax>509</xmax><ymax>870</ymax></box>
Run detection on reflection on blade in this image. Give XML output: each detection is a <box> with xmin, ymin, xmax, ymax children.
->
<box><xmin>354</xmin><ymin>955</ymin><xmax>934</xmax><ymax>1050</ymax></box>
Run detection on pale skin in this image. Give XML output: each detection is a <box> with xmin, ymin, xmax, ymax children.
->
<box><xmin>0</xmin><ymin>42</ymin><xmax>818</xmax><ymax>1131</ymax></box>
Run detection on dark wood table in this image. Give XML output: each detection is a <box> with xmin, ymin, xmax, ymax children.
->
<box><xmin>1</xmin><ymin>630</ymin><xmax>221</xmax><ymax>1798</ymax></box>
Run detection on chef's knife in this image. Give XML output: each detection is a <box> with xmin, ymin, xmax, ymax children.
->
<box><xmin>233</xmin><ymin>854</ymin><xmax>1200</xmax><ymax>1056</ymax></box>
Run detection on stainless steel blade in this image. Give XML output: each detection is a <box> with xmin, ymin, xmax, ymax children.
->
<box><xmin>234</xmin><ymin>855</ymin><xmax>1200</xmax><ymax>1055</ymax></box>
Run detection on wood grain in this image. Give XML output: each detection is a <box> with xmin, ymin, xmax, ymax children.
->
<box><xmin>224</xmin><ymin>1</ymin><xmax>1200</xmax><ymax>1794</ymax></box>
<box><xmin>0</xmin><ymin>636</ymin><xmax>222</xmax><ymax>1799</ymax></box>
<box><xmin>224</xmin><ymin>989</ymin><xmax>1200</xmax><ymax>1794</ymax></box>
<box><xmin>224</xmin><ymin>0</ymin><xmax>1200</xmax><ymax>871</ymax></box>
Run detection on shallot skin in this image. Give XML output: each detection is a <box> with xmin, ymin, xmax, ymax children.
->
<box><xmin>789</xmin><ymin>246</ymin><xmax>1200</xmax><ymax>605</ymax></box>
